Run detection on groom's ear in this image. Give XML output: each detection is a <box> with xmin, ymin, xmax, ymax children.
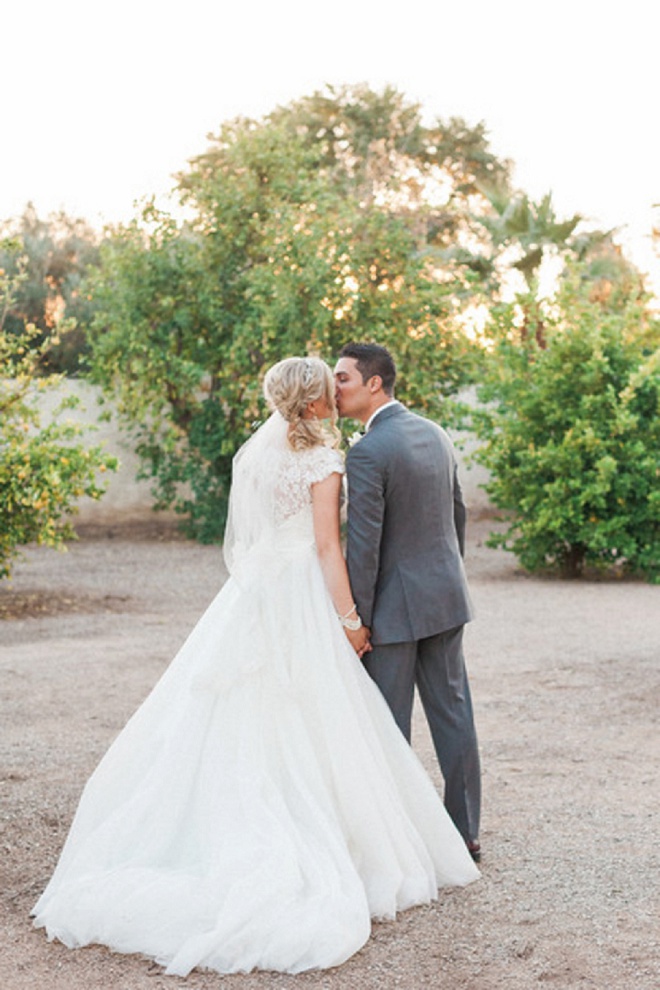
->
<box><xmin>368</xmin><ymin>375</ymin><xmax>383</xmax><ymax>394</ymax></box>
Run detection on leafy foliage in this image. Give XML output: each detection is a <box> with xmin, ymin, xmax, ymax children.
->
<box><xmin>0</xmin><ymin>250</ymin><xmax>117</xmax><ymax>580</ymax></box>
<box><xmin>444</xmin><ymin>184</ymin><xmax>650</xmax><ymax>317</ymax></box>
<box><xmin>88</xmin><ymin>87</ymin><xmax>502</xmax><ymax>540</ymax></box>
<box><xmin>473</xmin><ymin>267</ymin><xmax>660</xmax><ymax>579</ymax></box>
<box><xmin>0</xmin><ymin>204</ymin><xmax>101</xmax><ymax>374</ymax></box>
<box><xmin>476</xmin><ymin>190</ymin><xmax>582</xmax><ymax>288</ymax></box>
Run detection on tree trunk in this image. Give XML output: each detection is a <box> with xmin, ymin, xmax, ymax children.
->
<box><xmin>561</xmin><ymin>544</ymin><xmax>586</xmax><ymax>578</ymax></box>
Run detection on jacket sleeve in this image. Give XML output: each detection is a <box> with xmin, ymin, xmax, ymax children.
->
<box><xmin>453</xmin><ymin>463</ymin><xmax>467</xmax><ymax>558</ymax></box>
<box><xmin>345</xmin><ymin>442</ymin><xmax>386</xmax><ymax>629</ymax></box>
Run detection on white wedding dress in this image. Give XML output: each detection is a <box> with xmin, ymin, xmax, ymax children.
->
<box><xmin>32</xmin><ymin>412</ymin><xmax>479</xmax><ymax>976</ymax></box>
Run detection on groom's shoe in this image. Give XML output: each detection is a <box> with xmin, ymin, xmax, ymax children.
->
<box><xmin>466</xmin><ymin>840</ymin><xmax>481</xmax><ymax>863</ymax></box>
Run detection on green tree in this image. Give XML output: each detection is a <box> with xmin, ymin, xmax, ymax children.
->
<box><xmin>442</xmin><ymin>186</ymin><xmax>650</xmax><ymax>363</ymax></box>
<box><xmin>88</xmin><ymin>87</ymin><xmax>505</xmax><ymax>540</ymax></box>
<box><xmin>473</xmin><ymin>266</ymin><xmax>660</xmax><ymax>579</ymax></box>
<box><xmin>0</xmin><ymin>204</ymin><xmax>102</xmax><ymax>374</ymax></box>
<box><xmin>0</xmin><ymin>246</ymin><xmax>117</xmax><ymax>580</ymax></box>
<box><xmin>474</xmin><ymin>190</ymin><xmax>581</xmax><ymax>290</ymax></box>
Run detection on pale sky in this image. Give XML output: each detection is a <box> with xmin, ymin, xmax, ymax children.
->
<box><xmin>3</xmin><ymin>0</ymin><xmax>659</xmax><ymax>294</ymax></box>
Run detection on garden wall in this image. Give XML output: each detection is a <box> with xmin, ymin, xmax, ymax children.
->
<box><xmin>39</xmin><ymin>382</ymin><xmax>492</xmax><ymax>531</ymax></box>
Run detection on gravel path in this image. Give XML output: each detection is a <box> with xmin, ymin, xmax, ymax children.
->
<box><xmin>1</xmin><ymin>521</ymin><xmax>659</xmax><ymax>989</ymax></box>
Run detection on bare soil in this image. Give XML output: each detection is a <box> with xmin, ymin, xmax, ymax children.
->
<box><xmin>1</xmin><ymin>520</ymin><xmax>659</xmax><ymax>989</ymax></box>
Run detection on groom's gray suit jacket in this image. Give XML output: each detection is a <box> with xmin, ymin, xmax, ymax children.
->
<box><xmin>345</xmin><ymin>402</ymin><xmax>474</xmax><ymax>646</ymax></box>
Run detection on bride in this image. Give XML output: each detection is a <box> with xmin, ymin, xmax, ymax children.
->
<box><xmin>32</xmin><ymin>356</ymin><xmax>479</xmax><ymax>976</ymax></box>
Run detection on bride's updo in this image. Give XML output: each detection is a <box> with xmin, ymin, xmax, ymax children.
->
<box><xmin>263</xmin><ymin>356</ymin><xmax>339</xmax><ymax>451</ymax></box>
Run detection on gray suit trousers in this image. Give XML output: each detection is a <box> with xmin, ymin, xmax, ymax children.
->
<box><xmin>362</xmin><ymin>625</ymin><xmax>481</xmax><ymax>844</ymax></box>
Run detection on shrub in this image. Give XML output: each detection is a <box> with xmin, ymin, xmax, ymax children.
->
<box><xmin>473</xmin><ymin>273</ymin><xmax>660</xmax><ymax>580</ymax></box>
<box><xmin>0</xmin><ymin>258</ymin><xmax>117</xmax><ymax>580</ymax></box>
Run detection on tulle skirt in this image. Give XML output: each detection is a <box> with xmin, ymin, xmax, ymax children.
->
<box><xmin>32</xmin><ymin>528</ymin><xmax>479</xmax><ymax>975</ymax></box>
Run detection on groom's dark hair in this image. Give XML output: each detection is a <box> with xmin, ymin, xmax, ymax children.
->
<box><xmin>339</xmin><ymin>342</ymin><xmax>396</xmax><ymax>396</ymax></box>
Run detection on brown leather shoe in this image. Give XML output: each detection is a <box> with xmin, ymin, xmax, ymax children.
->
<box><xmin>467</xmin><ymin>840</ymin><xmax>481</xmax><ymax>863</ymax></box>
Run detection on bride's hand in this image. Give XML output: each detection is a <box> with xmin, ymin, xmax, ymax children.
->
<box><xmin>345</xmin><ymin>625</ymin><xmax>371</xmax><ymax>658</ymax></box>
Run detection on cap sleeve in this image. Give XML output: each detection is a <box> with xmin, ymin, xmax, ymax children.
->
<box><xmin>304</xmin><ymin>446</ymin><xmax>345</xmax><ymax>487</ymax></box>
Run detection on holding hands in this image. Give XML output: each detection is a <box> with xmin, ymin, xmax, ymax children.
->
<box><xmin>346</xmin><ymin>625</ymin><xmax>372</xmax><ymax>658</ymax></box>
<box><xmin>338</xmin><ymin>604</ymin><xmax>372</xmax><ymax>658</ymax></box>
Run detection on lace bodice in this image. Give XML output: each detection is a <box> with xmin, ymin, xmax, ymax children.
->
<box><xmin>224</xmin><ymin>414</ymin><xmax>345</xmax><ymax>576</ymax></box>
<box><xmin>275</xmin><ymin>445</ymin><xmax>345</xmax><ymax>524</ymax></box>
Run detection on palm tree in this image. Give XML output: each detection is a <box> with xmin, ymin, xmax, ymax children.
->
<box><xmin>478</xmin><ymin>189</ymin><xmax>581</xmax><ymax>289</ymax></box>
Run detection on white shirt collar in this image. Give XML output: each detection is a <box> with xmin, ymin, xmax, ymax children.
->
<box><xmin>365</xmin><ymin>400</ymin><xmax>398</xmax><ymax>432</ymax></box>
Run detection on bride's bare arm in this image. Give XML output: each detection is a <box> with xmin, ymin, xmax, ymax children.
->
<box><xmin>311</xmin><ymin>472</ymin><xmax>370</xmax><ymax>656</ymax></box>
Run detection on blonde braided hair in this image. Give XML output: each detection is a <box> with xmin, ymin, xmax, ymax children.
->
<box><xmin>263</xmin><ymin>357</ymin><xmax>340</xmax><ymax>450</ymax></box>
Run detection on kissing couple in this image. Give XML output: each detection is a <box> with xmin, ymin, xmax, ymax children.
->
<box><xmin>32</xmin><ymin>342</ymin><xmax>482</xmax><ymax>976</ymax></box>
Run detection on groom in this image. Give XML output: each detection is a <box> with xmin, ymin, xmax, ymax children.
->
<box><xmin>334</xmin><ymin>342</ymin><xmax>481</xmax><ymax>860</ymax></box>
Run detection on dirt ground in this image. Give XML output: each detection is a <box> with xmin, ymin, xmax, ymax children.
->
<box><xmin>1</xmin><ymin>518</ymin><xmax>659</xmax><ymax>990</ymax></box>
